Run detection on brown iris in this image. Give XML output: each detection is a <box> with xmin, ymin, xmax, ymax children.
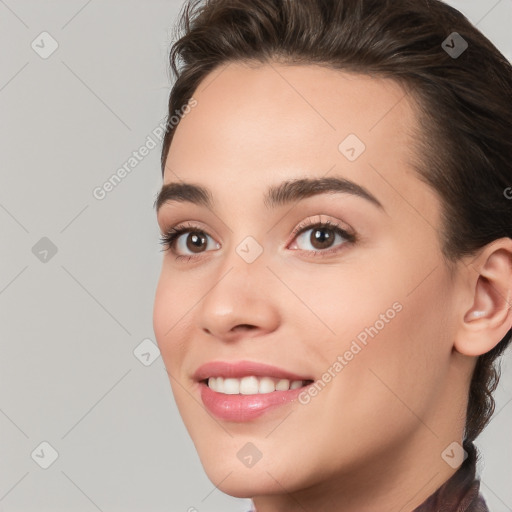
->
<box><xmin>186</xmin><ymin>232</ymin><xmax>208</xmax><ymax>253</ymax></box>
<box><xmin>309</xmin><ymin>226</ymin><xmax>335</xmax><ymax>250</ymax></box>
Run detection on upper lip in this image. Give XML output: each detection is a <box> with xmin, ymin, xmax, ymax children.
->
<box><xmin>193</xmin><ymin>360</ymin><xmax>314</xmax><ymax>382</ymax></box>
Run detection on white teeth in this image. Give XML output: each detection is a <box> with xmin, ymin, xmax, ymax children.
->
<box><xmin>240</xmin><ymin>376</ymin><xmax>259</xmax><ymax>395</ymax></box>
<box><xmin>258</xmin><ymin>377</ymin><xmax>275</xmax><ymax>394</ymax></box>
<box><xmin>223</xmin><ymin>378</ymin><xmax>240</xmax><ymax>394</ymax></box>
<box><xmin>275</xmin><ymin>379</ymin><xmax>290</xmax><ymax>391</ymax></box>
<box><xmin>207</xmin><ymin>376</ymin><xmax>307</xmax><ymax>394</ymax></box>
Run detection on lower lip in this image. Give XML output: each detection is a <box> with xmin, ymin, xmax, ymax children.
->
<box><xmin>199</xmin><ymin>381</ymin><xmax>311</xmax><ymax>422</ymax></box>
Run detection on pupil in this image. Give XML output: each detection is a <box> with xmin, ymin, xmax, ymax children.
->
<box><xmin>312</xmin><ymin>228</ymin><xmax>333</xmax><ymax>249</ymax></box>
<box><xmin>187</xmin><ymin>232</ymin><xmax>206</xmax><ymax>252</ymax></box>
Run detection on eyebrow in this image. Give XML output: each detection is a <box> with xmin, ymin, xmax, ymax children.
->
<box><xmin>154</xmin><ymin>176</ymin><xmax>384</xmax><ymax>213</ymax></box>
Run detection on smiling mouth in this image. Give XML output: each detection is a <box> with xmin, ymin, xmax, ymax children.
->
<box><xmin>201</xmin><ymin>376</ymin><xmax>315</xmax><ymax>395</ymax></box>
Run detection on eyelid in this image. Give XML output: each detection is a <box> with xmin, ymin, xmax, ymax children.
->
<box><xmin>159</xmin><ymin>220</ymin><xmax>217</xmax><ymax>243</ymax></box>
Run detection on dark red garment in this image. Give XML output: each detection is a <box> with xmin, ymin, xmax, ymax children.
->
<box><xmin>248</xmin><ymin>442</ymin><xmax>489</xmax><ymax>512</ymax></box>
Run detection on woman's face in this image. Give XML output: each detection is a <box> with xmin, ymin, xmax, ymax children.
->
<box><xmin>153</xmin><ymin>62</ymin><xmax>467</xmax><ymax>499</ymax></box>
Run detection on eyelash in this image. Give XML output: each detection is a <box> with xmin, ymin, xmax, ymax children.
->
<box><xmin>159</xmin><ymin>218</ymin><xmax>356</xmax><ymax>262</ymax></box>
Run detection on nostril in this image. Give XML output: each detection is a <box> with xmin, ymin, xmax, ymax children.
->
<box><xmin>234</xmin><ymin>324</ymin><xmax>256</xmax><ymax>331</ymax></box>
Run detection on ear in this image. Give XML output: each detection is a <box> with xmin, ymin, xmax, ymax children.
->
<box><xmin>454</xmin><ymin>238</ymin><xmax>512</xmax><ymax>357</ymax></box>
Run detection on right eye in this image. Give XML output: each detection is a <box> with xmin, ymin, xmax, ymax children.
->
<box><xmin>159</xmin><ymin>222</ymin><xmax>220</xmax><ymax>260</ymax></box>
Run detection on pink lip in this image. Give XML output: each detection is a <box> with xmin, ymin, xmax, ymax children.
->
<box><xmin>193</xmin><ymin>360</ymin><xmax>313</xmax><ymax>382</ymax></box>
<box><xmin>193</xmin><ymin>360</ymin><xmax>314</xmax><ymax>422</ymax></box>
<box><xmin>199</xmin><ymin>382</ymin><xmax>311</xmax><ymax>422</ymax></box>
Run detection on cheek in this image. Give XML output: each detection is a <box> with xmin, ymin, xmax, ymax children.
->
<box><xmin>292</xmin><ymin>249</ymin><xmax>454</xmax><ymax>419</ymax></box>
<box><xmin>290</xmin><ymin>297</ymin><xmax>453</xmax><ymax>478</ymax></box>
<box><xmin>277</xmin><ymin>256</ymin><xmax>406</xmax><ymax>348</ymax></box>
<box><xmin>324</xmin><ymin>271</ymin><xmax>454</xmax><ymax>440</ymax></box>
<box><xmin>153</xmin><ymin>270</ymin><xmax>191</xmax><ymax>370</ymax></box>
<box><xmin>153</xmin><ymin>277</ymin><xmax>171</xmax><ymax>352</ymax></box>
<box><xmin>153</xmin><ymin>276</ymin><xmax>199</xmax><ymax>421</ymax></box>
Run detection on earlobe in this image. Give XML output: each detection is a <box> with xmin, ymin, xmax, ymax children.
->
<box><xmin>454</xmin><ymin>241</ymin><xmax>512</xmax><ymax>357</ymax></box>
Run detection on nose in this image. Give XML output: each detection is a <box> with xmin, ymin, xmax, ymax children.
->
<box><xmin>198</xmin><ymin>249</ymin><xmax>281</xmax><ymax>343</ymax></box>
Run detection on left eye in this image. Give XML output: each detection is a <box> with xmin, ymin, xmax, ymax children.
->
<box><xmin>290</xmin><ymin>222</ymin><xmax>353</xmax><ymax>253</ymax></box>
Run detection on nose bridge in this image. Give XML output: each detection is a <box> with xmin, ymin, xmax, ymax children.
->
<box><xmin>203</xmin><ymin>234</ymin><xmax>269</xmax><ymax>310</ymax></box>
<box><xmin>215</xmin><ymin>214</ymin><xmax>269</xmax><ymax>281</ymax></box>
<box><xmin>197</xmin><ymin>234</ymin><xmax>280</xmax><ymax>338</ymax></box>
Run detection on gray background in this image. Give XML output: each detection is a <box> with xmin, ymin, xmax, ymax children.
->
<box><xmin>0</xmin><ymin>1</ymin><xmax>511</xmax><ymax>511</ymax></box>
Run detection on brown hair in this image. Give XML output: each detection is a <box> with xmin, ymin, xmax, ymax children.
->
<box><xmin>160</xmin><ymin>0</ymin><xmax>512</xmax><ymax>445</ymax></box>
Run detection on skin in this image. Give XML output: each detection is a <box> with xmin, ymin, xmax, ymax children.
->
<box><xmin>153</xmin><ymin>61</ymin><xmax>512</xmax><ymax>512</ymax></box>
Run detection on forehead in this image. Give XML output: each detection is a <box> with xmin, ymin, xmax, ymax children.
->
<box><xmin>162</xmin><ymin>61</ymin><xmax>438</xmax><ymax>226</ymax></box>
<box><xmin>166</xmin><ymin>61</ymin><xmax>418</xmax><ymax>173</ymax></box>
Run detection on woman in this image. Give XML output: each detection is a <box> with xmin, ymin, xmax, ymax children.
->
<box><xmin>153</xmin><ymin>0</ymin><xmax>512</xmax><ymax>510</ymax></box>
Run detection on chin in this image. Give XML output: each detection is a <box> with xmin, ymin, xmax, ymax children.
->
<box><xmin>198</xmin><ymin>446</ymin><xmax>313</xmax><ymax>499</ymax></box>
<box><xmin>202</xmin><ymin>465</ymin><xmax>291</xmax><ymax>498</ymax></box>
